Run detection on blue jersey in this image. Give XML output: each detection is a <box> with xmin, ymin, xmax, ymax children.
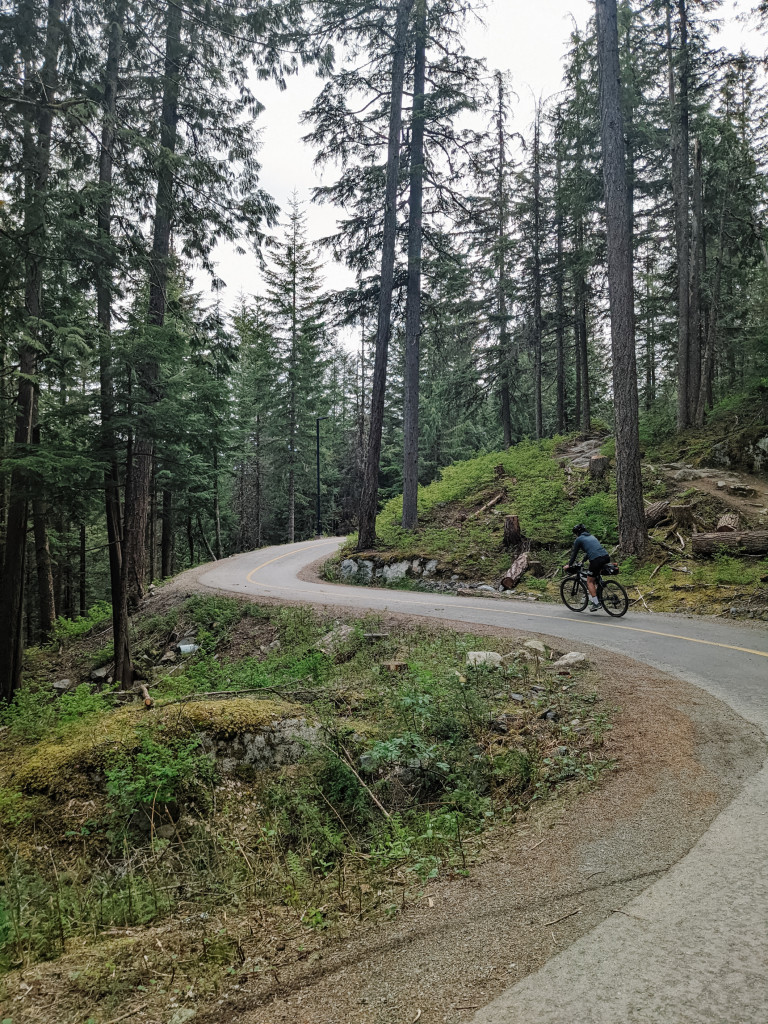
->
<box><xmin>569</xmin><ymin>532</ymin><xmax>608</xmax><ymax>564</ymax></box>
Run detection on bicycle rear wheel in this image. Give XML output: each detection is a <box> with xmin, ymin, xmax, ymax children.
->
<box><xmin>600</xmin><ymin>580</ymin><xmax>629</xmax><ymax>617</ymax></box>
<box><xmin>560</xmin><ymin>576</ymin><xmax>589</xmax><ymax>612</ymax></box>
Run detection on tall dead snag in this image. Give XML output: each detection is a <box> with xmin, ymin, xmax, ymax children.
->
<box><xmin>118</xmin><ymin>0</ymin><xmax>182</xmax><ymax>686</ymax></box>
<box><xmin>595</xmin><ymin>0</ymin><xmax>646</xmax><ymax>555</ymax></box>
<box><xmin>402</xmin><ymin>0</ymin><xmax>427</xmax><ymax>531</ymax></box>
<box><xmin>0</xmin><ymin>0</ymin><xmax>63</xmax><ymax>700</ymax></box>
<box><xmin>358</xmin><ymin>0</ymin><xmax>415</xmax><ymax>550</ymax></box>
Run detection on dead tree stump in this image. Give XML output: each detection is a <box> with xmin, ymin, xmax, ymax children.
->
<box><xmin>716</xmin><ymin>513</ymin><xmax>741</xmax><ymax>533</ymax></box>
<box><xmin>670</xmin><ymin>505</ymin><xmax>694</xmax><ymax>530</ymax></box>
<box><xmin>503</xmin><ymin>515</ymin><xmax>524</xmax><ymax>550</ymax></box>
<box><xmin>589</xmin><ymin>454</ymin><xmax>610</xmax><ymax>481</ymax></box>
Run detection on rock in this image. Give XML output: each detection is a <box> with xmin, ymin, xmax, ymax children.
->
<box><xmin>52</xmin><ymin>678</ymin><xmax>72</xmax><ymax>691</ymax></box>
<box><xmin>540</xmin><ymin>708</ymin><xmax>560</xmax><ymax>722</ymax></box>
<box><xmin>269</xmin><ymin>639</ymin><xmax>281</xmax><ymax>651</ymax></box>
<box><xmin>411</xmin><ymin>559</ymin><xmax>423</xmax><ymax>575</ymax></box>
<box><xmin>466</xmin><ymin>651</ymin><xmax>503</xmax><ymax>669</ymax></box>
<box><xmin>160</xmin><ymin>651</ymin><xmax>177</xmax><ymax>664</ymax></box>
<box><xmin>339</xmin><ymin>558</ymin><xmax>359</xmax><ymax>581</ymax></box>
<box><xmin>477</xmin><ymin>584</ymin><xmax>498</xmax><ymax>594</ymax></box>
<box><xmin>450</xmin><ymin>574</ymin><xmax>460</xmax><ymax>581</ymax></box>
<box><xmin>551</xmin><ymin>652</ymin><xmax>587</xmax><ymax>669</ymax></box>
<box><xmin>728</xmin><ymin>484</ymin><xmax>757</xmax><ymax>498</ymax></box>
<box><xmin>382</xmin><ymin>560</ymin><xmax>410</xmax><ymax>583</ymax></box>
<box><xmin>155</xmin><ymin>824</ymin><xmax>176</xmax><ymax>840</ymax></box>
<box><xmin>491</xmin><ymin>713</ymin><xmax>517</xmax><ymax>734</ymax></box>
<box><xmin>423</xmin><ymin>559</ymin><xmax>439</xmax><ymax>577</ymax></box>
<box><xmin>530</xmin><ymin>685</ymin><xmax>546</xmax><ymax>694</ymax></box>
<box><xmin>717</xmin><ymin>480</ymin><xmax>727</xmax><ymax>490</ymax></box>
<box><xmin>556</xmin><ymin>746</ymin><xmax>569</xmax><ymax>756</ymax></box>
<box><xmin>509</xmin><ymin>693</ymin><xmax>525</xmax><ymax>704</ymax></box>
<box><xmin>90</xmin><ymin>666</ymin><xmax>111</xmax><ymax>681</ymax></box>
<box><xmin>523</xmin><ymin>639</ymin><xmax>547</xmax><ymax>655</ymax></box>
<box><xmin>316</xmin><ymin>624</ymin><xmax>355</xmax><ymax>658</ymax></box>
<box><xmin>168</xmin><ymin>1009</ymin><xmax>197</xmax><ymax>1024</ymax></box>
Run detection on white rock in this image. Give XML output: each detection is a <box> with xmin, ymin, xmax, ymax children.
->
<box><xmin>477</xmin><ymin>585</ymin><xmax>497</xmax><ymax>594</ymax></box>
<box><xmin>340</xmin><ymin>558</ymin><xmax>359</xmax><ymax>581</ymax></box>
<box><xmin>552</xmin><ymin>652</ymin><xmax>587</xmax><ymax>669</ymax></box>
<box><xmin>382</xmin><ymin>560</ymin><xmax>410</xmax><ymax>582</ymax></box>
<box><xmin>423</xmin><ymin>560</ymin><xmax>439</xmax><ymax>577</ymax></box>
<box><xmin>412</xmin><ymin>559</ymin><xmax>423</xmax><ymax>575</ymax></box>
<box><xmin>466</xmin><ymin>651</ymin><xmax>503</xmax><ymax>669</ymax></box>
<box><xmin>52</xmin><ymin>678</ymin><xmax>72</xmax><ymax>691</ymax></box>
<box><xmin>523</xmin><ymin>639</ymin><xmax>547</xmax><ymax>654</ymax></box>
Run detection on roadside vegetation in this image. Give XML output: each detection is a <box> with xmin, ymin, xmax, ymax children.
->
<box><xmin>0</xmin><ymin>594</ymin><xmax>611</xmax><ymax>1022</ymax></box>
<box><xmin>330</xmin><ymin>396</ymin><xmax>768</xmax><ymax>618</ymax></box>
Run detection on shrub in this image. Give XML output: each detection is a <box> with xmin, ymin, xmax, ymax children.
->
<box><xmin>49</xmin><ymin>602</ymin><xmax>112</xmax><ymax>644</ymax></box>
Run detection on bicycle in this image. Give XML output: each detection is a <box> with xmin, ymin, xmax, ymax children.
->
<box><xmin>559</xmin><ymin>561</ymin><xmax>629</xmax><ymax>617</ymax></box>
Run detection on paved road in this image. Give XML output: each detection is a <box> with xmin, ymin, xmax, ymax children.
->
<box><xmin>200</xmin><ymin>539</ymin><xmax>768</xmax><ymax>1024</ymax></box>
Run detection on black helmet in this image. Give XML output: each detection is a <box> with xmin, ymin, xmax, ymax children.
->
<box><xmin>572</xmin><ymin>523</ymin><xmax>588</xmax><ymax>536</ymax></box>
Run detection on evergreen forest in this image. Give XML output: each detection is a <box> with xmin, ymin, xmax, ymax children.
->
<box><xmin>2</xmin><ymin>0</ymin><xmax>768</xmax><ymax>699</ymax></box>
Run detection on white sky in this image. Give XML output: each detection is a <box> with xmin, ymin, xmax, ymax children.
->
<box><xmin>198</xmin><ymin>0</ymin><xmax>760</xmax><ymax>307</ymax></box>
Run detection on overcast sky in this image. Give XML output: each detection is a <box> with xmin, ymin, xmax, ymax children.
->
<box><xmin>197</xmin><ymin>0</ymin><xmax>759</xmax><ymax>307</ymax></box>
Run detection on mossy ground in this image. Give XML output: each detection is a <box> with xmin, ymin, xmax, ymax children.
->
<box><xmin>332</xmin><ymin>426</ymin><xmax>768</xmax><ymax>618</ymax></box>
<box><xmin>0</xmin><ymin>595</ymin><xmax>612</xmax><ymax>1023</ymax></box>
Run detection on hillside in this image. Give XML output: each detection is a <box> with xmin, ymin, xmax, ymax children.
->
<box><xmin>333</xmin><ymin>407</ymin><xmax>768</xmax><ymax>619</ymax></box>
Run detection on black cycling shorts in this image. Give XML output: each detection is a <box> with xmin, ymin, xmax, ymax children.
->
<box><xmin>588</xmin><ymin>555</ymin><xmax>611</xmax><ymax>577</ymax></box>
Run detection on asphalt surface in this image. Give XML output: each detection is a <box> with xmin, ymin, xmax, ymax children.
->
<box><xmin>199</xmin><ymin>538</ymin><xmax>768</xmax><ymax>1024</ymax></box>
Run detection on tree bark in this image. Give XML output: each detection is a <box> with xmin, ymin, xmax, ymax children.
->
<box><xmin>213</xmin><ymin>450</ymin><xmax>223</xmax><ymax>558</ymax></box>
<box><xmin>0</xmin><ymin>0</ymin><xmax>62</xmax><ymax>701</ymax></box>
<box><xmin>117</xmin><ymin>0</ymin><xmax>181</xmax><ymax>685</ymax></box>
<box><xmin>695</xmin><ymin>178</ymin><xmax>728</xmax><ymax>427</ymax></box>
<box><xmin>555</xmin><ymin>114</ymin><xmax>566</xmax><ymax>434</ymax></box>
<box><xmin>667</xmin><ymin>0</ymin><xmax>691</xmax><ymax>431</ymax></box>
<box><xmin>357</xmin><ymin>0</ymin><xmax>415</xmax><ymax>550</ymax></box>
<box><xmin>161</xmin><ymin>489</ymin><xmax>174</xmax><ymax>576</ymax></box>
<box><xmin>691</xmin><ymin>531</ymin><xmax>768</xmax><ymax>556</ymax></box>
<box><xmin>402</xmin><ymin>0</ymin><xmax>427</xmax><ymax>531</ymax></box>
<box><xmin>32</xmin><ymin>499</ymin><xmax>56</xmax><ymax>639</ymax></box>
<box><xmin>595</xmin><ymin>0</ymin><xmax>646</xmax><ymax>555</ymax></box>
<box><xmin>79</xmin><ymin>521</ymin><xmax>87</xmax><ymax>617</ymax></box>
<box><xmin>689</xmin><ymin>137</ymin><xmax>703</xmax><ymax>421</ymax></box>
<box><xmin>532</xmin><ymin>107</ymin><xmax>544</xmax><ymax>440</ymax></box>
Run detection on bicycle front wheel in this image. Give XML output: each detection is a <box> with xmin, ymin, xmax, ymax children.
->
<box><xmin>560</xmin><ymin>576</ymin><xmax>589</xmax><ymax>612</ymax></box>
<box><xmin>600</xmin><ymin>580</ymin><xmax>629</xmax><ymax>617</ymax></box>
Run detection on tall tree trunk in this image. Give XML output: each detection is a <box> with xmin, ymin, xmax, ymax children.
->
<box><xmin>402</xmin><ymin>0</ymin><xmax>427</xmax><ymax>531</ymax></box>
<box><xmin>95</xmin><ymin>0</ymin><xmax>131</xmax><ymax>693</ymax></box>
<box><xmin>644</xmin><ymin>243</ymin><xmax>656</xmax><ymax>409</ymax></box>
<box><xmin>31</xmin><ymin>405</ymin><xmax>56</xmax><ymax>639</ymax></box>
<box><xmin>357</xmin><ymin>0</ymin><xmax>415</xmax><ymax>550</ymax></box>
<box><xmin>689</xmin><ymin>137</ymin><xmax>703</xmax><ymax>420</ymax></box>
<box><xmin>496</xmin><ymin>75</ymin><xmax>513</xmax><ymax>447</ymax></box>
<box><xmin>186</xmin><ymin>515</ymin><xmax>195</xmax><ymax>567</ymax></box>
<box><xmin>161</xmin><ymin>489</ymin><xmax>173</xmax><ymax>576</ymax></box>
<box><xmin>213</xmin><ymin>450</ymin><xmax>223</xmax><ymax>558</ymax></box>
<box><xmin>120</xmin><ymin>0</ymin><xmax>182</xmax><ymax>680</ymax></box>
<box><xmin>555</xmin><ymin>121</ymin><xmax>566</xmax><ymax>434</ymax></box>
<box><xmin>595</xmin><ymin>0</ymin><xmax>646</xmax><ymax>555</ymax></box>
<box><xmin>667</xmin><ymin>0</ymin><xmax>691</xmax><ymax>431</ymax></box>
<box><xmin>574</xmin><ymin>291</ymin><xmax>582</xmax><ymax>429</ymax></box>
<box><xmin>695</xmin><ymin>188</ymin><xmax>728</xmax><ymax>427</ymax></box>
<box><xmin>532</xmin><ymin>107</ymin><xmax>544</xmax><ymax>440</ymax></box>
<box><xmin>0</xmin><ymin>0</ymin><xmax>62</xmax><ymax>701</ymax></box>
<box><xmin>79</xmin><ymin>522</ymin><xmax>87</xmax><ymax>617</ymax></box>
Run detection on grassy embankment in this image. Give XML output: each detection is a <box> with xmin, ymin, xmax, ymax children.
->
<box><xmin>0</xmin><ymin>594</ymin><xmax>611</xmax><ymax>1021</ymax></box>
<box><xmin>331</xmin><ymin>413</ymin><xmax>768</xmax><ymax>616</ymax></box>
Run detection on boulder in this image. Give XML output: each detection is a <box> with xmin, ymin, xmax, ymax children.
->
<box><xmin>466</xmin><ymin>651</ymin><xmax>503</xmax><ymax>669</ymax></box>
<box><xmin>52</xmin><ymin>678</ymin><xmax>73</xmax><ymax>691</ymax></box>
<box><xmin>316</xmin><ymin>624</ymin><xmax>355</xmax><ymax>658</ymax></box>
<box><xmin>477</xmin><ymin>585</ymin><xmax>498</xmax><ymax>594</ymax></box>
<box><xmin>423</xmin><ymin>559</ymin><xmax>439</xmax><ymax>577</ymax></box>
<box><xmin>382</xmin><ymin>560</ymin><xmax>410</xmax><ymax>583</ymax></box>
<box><xmin>523</xmin><ymin>639</ymin><xmax>547</xmax><ymax>655</ymax></box>
<box><xmin>340</xmin><ymin>558</ymin><xmax>360</xmax><ymax>582</ymax></box>
<box><xmin>551</xmin><ymin>652</ymin><xmax>587</xmax><ymax>670</ymax></box>
<box><xmin>90</xmin><ymin>665</ymin><xmax>111</xmax><ymax>681</ymax></box>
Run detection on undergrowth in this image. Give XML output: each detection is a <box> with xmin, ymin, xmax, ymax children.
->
<box><xmin>0</xmin><ymin>596</ymin><xmax>612</xmax><ymax>1011</ymax></box>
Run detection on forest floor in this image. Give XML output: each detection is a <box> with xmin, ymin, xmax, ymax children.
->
<box><xmin>0</xmin><ymin>589</ymin><xmax>761</xmax><ymax>1024</ymax></box>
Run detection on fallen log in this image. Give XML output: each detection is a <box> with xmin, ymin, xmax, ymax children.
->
<box><xmin>716</xmin><ymin>513</ymin><xmax>740</xmax><ymax>533</ymax></box>
<box><xmin>468</xmin><ymin>491</ymin><xmax>505</xmax><ymax>521</ymax></box>
<box><xmin>645</xmin><ymin>500</ymin><xmax>671</xmax><ymax>527</ymax></box>
<box><xmin>501</xmin><ymin>551</ymin><xmax>529</xmax><ymax>590</ymax></box>
<box><xmin>691</xmin><ymin>530</ymin><xmax>768</xmax><ymax>556</ymax></box>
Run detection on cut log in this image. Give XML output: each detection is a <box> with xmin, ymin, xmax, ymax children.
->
<box><xmin>589</xmin><ymin>454</ymin><xmax>610</xmax><ymax>480</ymax></box>
<box><xmin>503</xmin><ymin>515</ymin><xmax>525</xmax><ymax>550</ymax></box>
<box><xmin>716</xmin><ymin>513</ymin><xmax>740</xmax><ymax>533</ymax></box>
<box><xmin>494</xmin><ymin>464</ymin><xmax>506</xmax><ymax>480</ymax></box>
<box><xmin>501</xmin><ymin>551</ymin><xmax>529</xmax><ymax>590</ymax></box>
<box><xmin>645</xmin><ymin>500</ymin><xmax>671</xmax><ymax>527</ymax></box>
<box><xmin>691</xmin><ymin>531</ymin><xmax>768</xmax><ymax>556</ymax></box>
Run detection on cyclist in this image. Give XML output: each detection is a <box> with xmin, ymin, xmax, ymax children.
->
<box><xmin>565</xmin><ymin>524</ymin><xmax>611</xmax><ymax>612</ymax></box>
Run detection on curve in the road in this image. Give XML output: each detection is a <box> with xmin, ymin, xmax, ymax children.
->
<box><xmin>199</xmin><ymin>538</ymin><xmax>768</xmax><ymax>1024</ymax></box>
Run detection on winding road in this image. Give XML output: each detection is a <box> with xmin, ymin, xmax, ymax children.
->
<box><xmin>199</xmin><ymin>538</ymin><xmax>768</xmax><ymax>1024</ymax></box>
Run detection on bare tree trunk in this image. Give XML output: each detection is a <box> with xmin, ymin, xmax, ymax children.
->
<box><xmin>555</xmin><ymin>120</ymin><xmax>566</xmax><ymax>434</ymax></box>
<box><xmin>695</xmin><ymin>189</ymin><xmax>728</xmax><ymax>427</ymax></box>
<box><xmin>595</xmin><ymin>0</ymin><xmax>646</xmax><ymax>555</ymax></box>
<box><xmin>79</xmin><ymin>522</ymin><xmax>87</xmax><ymax>617</ymax></box>
<box><xmin>689</xmin><ymin>137</ymin><xmax>703</xmax><ymax>421</ymax></box>
<box><xmin>213</xmin><ymin>450</ymin><xmax>223</xmax><ymax>558</ymax></box>
<box><xmin>667</xmin><ymin>0</ymin><xmax>691</xmax><ymax>431</ymax></box>
<box><xmin>357</xmin><ymin>0</ymin><xmax>415</xmax><ymax>550</ymax></box>
<box><xmin>161</xmin><ymin>489</ymin><xmax>173</xmax><ymax>576</ymax></box>
<box><xmin>532</xmin><ymin>107</ymin><xmax>544</xmax><ymax>440</ymax></box>
<box><xmin>574</xmin><ymin>290</ymin><xmax>582</xmax><ymax>429</ymax></box>
<box><xmin>32</xmin><ymin>499</ymin><xmax>56</xmax><ymax>638</ymax></box>
<box><xmin>186</xmin><ymin>515</ymin><xmax>195</xmax><ymax>567</ymax></box>
<box><xmin>0</xmin><ymin>0</ymin><xmax>62</xmax><ymax>700</ymax></box>
<box><xmin>402</xmin><ymin>0</ymin><xmax>427</xmax><ymax>531</ymax></box>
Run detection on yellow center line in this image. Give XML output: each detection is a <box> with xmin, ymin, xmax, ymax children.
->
<box><xmin>241</xmin><ymin>543</ymin><xmax>768</xmax><ymax>660</ymax></box>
